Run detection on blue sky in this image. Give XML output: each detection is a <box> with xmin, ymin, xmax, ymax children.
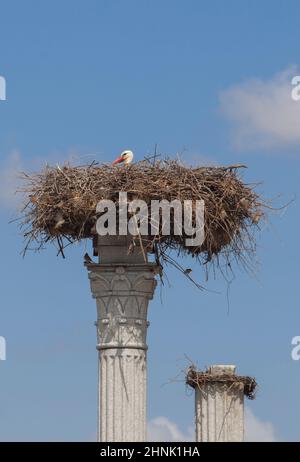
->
<box><xmin>0</xmin><ymin>0</ymin><xmax>300</xmax><ymax>441</ymax></box>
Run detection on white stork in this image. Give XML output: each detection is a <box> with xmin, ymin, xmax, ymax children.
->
<box><xmin>112</xmin><ymin>150</ymin><xmax>134</xmax><ymax>166</ymax></box>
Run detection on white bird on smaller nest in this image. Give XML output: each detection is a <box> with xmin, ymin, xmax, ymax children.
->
<box><xmin>112</xmin><ymin>150</ymin><xmax>134</xmax><ymax>166</ymax></box>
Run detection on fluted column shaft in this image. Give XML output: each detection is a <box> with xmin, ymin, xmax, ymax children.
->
<box><xmin>99</xmin><ymin>348</ymin><xmax>147</xmax><ymax>441</ymax></box>
<box><xmin>193</xmin><ymin>365</ymin><xmax>244</xmax><ymax>442</ymax></box>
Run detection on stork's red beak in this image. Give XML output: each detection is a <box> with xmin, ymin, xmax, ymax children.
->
<box><xmin>112</xmin><ymin>156</ymin><xmax>123</xmax><ymax>166</ymax></box>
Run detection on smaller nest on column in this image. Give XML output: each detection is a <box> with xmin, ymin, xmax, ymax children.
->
<box><xmin>17</xmin><ymin>158</ymin><xmax>268</xmax><ymax>284</ymax></box>
<box><xmin>186</xmin><ymin>367</ymin><xmax>257</xmax><ymax>400</ymax></box>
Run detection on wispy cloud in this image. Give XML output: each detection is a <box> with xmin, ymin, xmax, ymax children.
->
<box><xmin>0</xmin><ymin>150</ymin><xmax>24</xmax><ymax>210</ymax></box>
<box><xmin>245</xmin><ymin>407</ymin><xmax>276</xmax><ymax>442</ymax></box>
<box><xmin>220</xmin><ymin>66</ymin><xmax>300</xmax><ymax>150</ymax></box>
<box><xmin>0</xmin><ymin>149</ymin><xmax>106</xmax><ymax>212</ymax></box>
<box><xmin>148</xmin><ymin>417</ymin><xmax>194</xmax><ymax>442</ymax></box>
<box><xmin>148</xmin><ymin>408</ymin><xmax>277</xmax><ymax>442</ymax></box>
<box><xmin>178</xmin><ymin>151</ymin><xmax>219</xmax><ymax>167</ymax></box>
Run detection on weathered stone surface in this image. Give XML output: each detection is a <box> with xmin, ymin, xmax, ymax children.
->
<box><xmin>194</xmin><ymin>365</ymin><xmax>244</xmax><ymax>442</ymax></box>
<box><xmin>86</xmin><ymin>236</ymin><xmax>158</xmax><ymax>442</ymax></box>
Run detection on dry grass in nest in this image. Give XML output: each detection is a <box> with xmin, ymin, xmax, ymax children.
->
<box><xmin>186</xmin><ymin>367</ymin><xmax>257</xmax><ymax>400</ymax></box>
<box><xmin>17</xmin><ymin>158</ymin><xmax>267</xmax><ymax>284</ymax></box>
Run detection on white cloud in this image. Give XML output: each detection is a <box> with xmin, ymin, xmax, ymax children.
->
<box><xmin>0</xmin><ymin>150</ymin><xmax>24</xmax><ymax>210</ymax></box>
<box><xmin>245</xmin><ymin>407</ymin><xmax>276</xmax><ymax>442</ymax></box>
<box><xmin>220</xmin><ymin>66</ymin><xmax>300</xmax><ymax>150</ymax></box>
<box><xmin>148</xmin><ymin>417</ymin><xmax>194</xmax><ymax>442</ymax></box>
<box><xmin>148</xmin><ymin>408</ymin><xmax>276</xmax><ymax>442</ymax></box>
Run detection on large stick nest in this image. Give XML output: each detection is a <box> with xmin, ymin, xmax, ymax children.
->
<box><xmin>186</xmin><ymin>367</ymin><xmax>257</xmax><ymax>399</ymax></box>
<box><xmin>18</xmin><ymin>158</ymin><xmax>266</xmax><ymax>279</ymax></box>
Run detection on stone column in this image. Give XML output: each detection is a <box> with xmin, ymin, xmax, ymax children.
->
<box><xmin>86</xmin><ymin>236</ymin><xmax>158</xmax><ymax>442</ymax></box>
<box><xmin>187</xmin><ymin>365</ymin><xmax>247</xmax><ymax>442</ymax></box>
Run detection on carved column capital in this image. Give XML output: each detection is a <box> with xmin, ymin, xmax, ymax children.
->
<box><xmin>87</xmin><ymin>263</ymin><xmax>158</xmax><ymax>350</ymax></box>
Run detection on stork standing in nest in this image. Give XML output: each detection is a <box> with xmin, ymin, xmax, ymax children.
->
<box><xmin>112</xmin><ymin>150</ymin><xmax>134</xmax><ymax>166</ymax></box>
